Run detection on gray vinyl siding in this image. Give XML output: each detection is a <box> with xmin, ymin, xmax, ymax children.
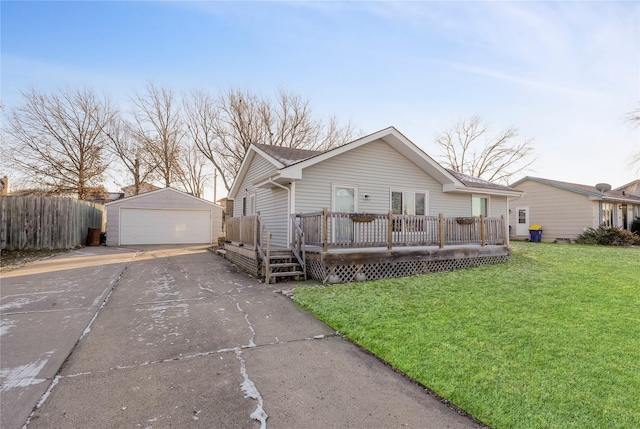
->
<box><xmin>294</xmin><ymin>139</ymin><xmax>472</xmax><ymax>216</ymax></box>
<box><xmin>233</xmin><ymin>153</ymin><xmax>288</xmax><ymax>247</ymax></box>
<box><xmin>106</xmin><ymin>189</ymin><xmax>223</xmax><ymax>246</ymax></box>
<box><xmin>509</xmin><ymin>180</ymin><xmax>596</xmax><ymax>241</ymax></box>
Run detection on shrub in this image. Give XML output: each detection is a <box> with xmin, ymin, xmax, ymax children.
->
<box><xmin>631</xmin><ymin>217</ymin><xmax>640</xmax><ymax>235</ymax></box>
<box><xmin>576</xmin><ymin>226</ymin><xmax>640</xmax><ymax>246</ymax></box>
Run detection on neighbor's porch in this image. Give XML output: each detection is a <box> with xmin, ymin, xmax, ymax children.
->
<box><xmin>224</xmin><ymin>210</ymin><xmax>510</xmax><ymax>283</ymax></box>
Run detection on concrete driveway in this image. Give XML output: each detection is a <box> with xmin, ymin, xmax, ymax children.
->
<box><xmin>1</xmin><ymin>245</ymin><xmax>480</xmax><ymax>429</ymax></box>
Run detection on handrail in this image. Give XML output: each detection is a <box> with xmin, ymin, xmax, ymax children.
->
<box><xmin>255</xmin><ymin>214</ymin><xmax>273</xmax><ymax>283</ymax></box>
<box><xmin>290</xmin><ymin>214</ymin><xmax>307</xmax><ymax>280</ymax></box>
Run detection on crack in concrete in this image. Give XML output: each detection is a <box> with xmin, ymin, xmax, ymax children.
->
<box><xmin>21</xmin><ymin>252</ymin><xmax>138</xmax><ymax>429</ymax></box>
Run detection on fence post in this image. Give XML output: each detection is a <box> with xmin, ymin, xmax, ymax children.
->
<box><xmin>439</xmin><ymin>213</ymin><xmax>445</xmax><ymax>248</ymax></box>
<box><xmin>481</xmin><ymin>215</ymin><xmax>486</xmax><ymax>247</ymax></box>
<box><xmin>387</xmin><ymin>211</ymin><xmax>393</xmax><ymax>250</ymax></box>
<box><xmin>322</xmin><ymin>208</ymin><xmax>328</xmax><ymax>253</ymax></box>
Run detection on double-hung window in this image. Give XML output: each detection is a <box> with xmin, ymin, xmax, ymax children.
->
<box><xmin>391</xmin><ymin>190</ymin><xmax>427</xmax><ymax>231</ymax></box>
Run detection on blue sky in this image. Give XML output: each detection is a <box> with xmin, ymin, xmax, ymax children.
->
<box><xmin>2</xmin><ymin>1</ymin><xmax>639</xmax><ymax>197</ymax></box>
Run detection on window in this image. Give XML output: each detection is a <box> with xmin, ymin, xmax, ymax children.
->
<box><xmin>391</xmin><ymin>190</ymin><xmax>427</xmax><ymax>232</ymax></box>
<box><xmin>518</xmin><ymin>209</ymin><xmax>527</xmax><ymax>224</ymax></box>
<box><xmin>472</xmin><ymin>196</ymin><xmax>488</xmax><ymax>217</ymax></box>
<box><xmin>601</xmin><ymin>202</ymin><xmax>614</xmax><ymax>227</ymax></box>
<box><xmin>242</xmin><ymin>193</ymin><xmax>255</xmax><ymax>216</ymax></box>
<box><xmin>391</xmin><ymin>191</ymin><xmax>427</xmax><ymax>215</ymax></box>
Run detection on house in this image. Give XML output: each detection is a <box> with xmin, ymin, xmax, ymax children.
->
<box><xmin>105</xmin><ymin>187</ymin><xmax>224</xmax><ymax>246</ymax></box>
<box><xmin>616</xmin><ymin>180</ymin><xmax>640</xmax><ymax>197</ymax></box>
<box><xmin>224</xmin><ymin>126</ymin><xmax>523</xmax><ymax>283</ymax></box>
<box><xmin>121</xmin><ymin>182</ymin><xmax>160</xmax><ymax>197</ymax></box>
<box><xmin>508</xmin><ymin>177</ymin><xmax>640</xmax><ymax>242</ymax></box>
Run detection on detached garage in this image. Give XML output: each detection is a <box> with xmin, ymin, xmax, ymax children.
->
<box><xmin>105</xmin><ymin>188</ymin><xmax>224</xmax><ymax>246</ymax></box>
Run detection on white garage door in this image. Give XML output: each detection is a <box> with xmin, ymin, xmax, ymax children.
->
<box><xmin>120</xmin><ymin>208</ymin><xmax>211</xmax><ymax>245</ymax></box>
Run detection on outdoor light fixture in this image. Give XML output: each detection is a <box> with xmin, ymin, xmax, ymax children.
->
<box><xmin>364</xmin><ymin>194</ymin><xmax>371</xmax><ymax>201</ymax></box>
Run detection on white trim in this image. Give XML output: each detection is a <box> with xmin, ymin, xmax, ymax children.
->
<box><xmin>332</xmin><ymin>184</ymin><xmax>359</xmax><ymax>212</ymax></box>
<box><xmin>472</xmin><ymin>194</ymin><xmax>491</xmax><ymax>217</ymax></box>
<box><xmin>389</xmin><ymin>188</ymin><xmax>429</xmax><ymax>215</ymax></box>
<box><xmin>515</xmin><ymin>206</ymin><xmax>529</xmax><ymax>236</ymax></box>
<box><xmin>105</xmin><ymin>187</ymin><xmax>222</xmax><ymax>208</ymax></box>
<box><xmin>290</xmin><ymin>181</ymin><xmax>296</xmax><ymax>214</ymax></box>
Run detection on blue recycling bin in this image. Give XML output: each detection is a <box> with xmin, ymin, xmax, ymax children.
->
<box><xmin>529</xmin><ymin>225</ymin><xmax>542</xmax><ymax>242</ymax></box>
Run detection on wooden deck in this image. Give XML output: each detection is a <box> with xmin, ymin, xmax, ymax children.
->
<box><xmin>224</xmin><ymin>211</ymin><xmax>510</xmax><ymax>283</ymax></box>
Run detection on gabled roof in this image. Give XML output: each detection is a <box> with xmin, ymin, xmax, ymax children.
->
<box><xmin>105</xmin><ymin>187</ymin><xmax>222</xmax><ymax>207</ymax></box>
<box><xmin>510</xmin><ymin>176</ymin><xmax>640</xmax><ymax>203</ymax></box>
<box><xmin>615</xmin><ymin>179</ymin><xmax>640</xmax><ymax>196</ymax></box>
<box><xmin>229</xmin><ymin>127</ymin><xmax>522</xmax><ymax>198</ymax></box>
<box><xmin>252</xmin><ymin>143</ymin><xmax>321</xmax><ymax>167</ymax></box>
<box><xmin>446</xmin><ymin>169</ymin><xmax>518</xmax><ymax>193</ymax></box>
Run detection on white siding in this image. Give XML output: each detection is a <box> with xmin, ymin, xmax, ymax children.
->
<box><xmin>294</xmin><ymin>139</ymin><xmax>473</xmax><ymax>216</ymax></box>
<box><xmin>106</xmin><ymin>188</ymin><xmax>223</xmax><ymax>246</ymax></box>
<box><xmin>233</xmin><ymin>153</ymin><xmax>289</xmax><ymax>248</ymax></box>
<box><xmin>509</xmin><ymin>181</ymin><xmax>596</xmax><ymax>241</ymax></box>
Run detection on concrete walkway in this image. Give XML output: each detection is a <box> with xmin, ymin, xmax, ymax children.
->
<box><xmin>1</xmin><ymin>245</ymin><xmax>480</xmax><ymax>429</ymax></box>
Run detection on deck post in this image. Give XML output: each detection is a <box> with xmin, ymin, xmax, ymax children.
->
<box><xmin>481</xmin><ymin>215</ymin><xmax>486</xmax><ymax>247</ymax></box>
<box><xmin>387</xmin><ymin>211</ymin><xmax>393</xmax><ymax>250</ymax></box>
<box><xmin>439</xmin><ymin>213</ymin><xmax>444</xmax><ymax>249</ymax></box>
<box><xmin>254</xmin><ymin>214</ymin><xmax>258</xmax><ymax>248</ymax></box>
<box><xmin>503</xmin><ymin>214</ymin><xmax>509</xmax><ymax>246</ymax></box>
<box><xmin>322</xmin><ymin>208</ymin><xmax>328</xmax><ymax>253</ymax></box>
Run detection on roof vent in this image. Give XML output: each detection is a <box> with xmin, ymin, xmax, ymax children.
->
<box><xmin>595</xmin><ymin>183</ymin><xmax>611</xmax><ymax>193</ymax></box>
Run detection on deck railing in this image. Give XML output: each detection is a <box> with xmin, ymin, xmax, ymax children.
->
<box><xmin>225</xmin><ymin>215</ymin><xmax>259</xmax><ymax>247</ymax></box>
<box><xmin>294</xmin><ymin>209</ymin><xmax>506</xmax><ymax>250</ymax></box>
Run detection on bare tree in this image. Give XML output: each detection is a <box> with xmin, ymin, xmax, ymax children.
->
<box><xmin>131</xmin><ymin>84</ymin><xmax>183</xmax><ymax>188</ymax></box>
<box><xmin>5</xmin><ymin>87</ymin><xmax>114</xmax><ymax>199</ymax></box>
<box><xmin>104</xmin><ymin>116</ymin><xmax>157</xmax><ymax>195</ymax></box>
<box><xmin>629</xmin><ymin>107</ymin><xmax>640</xmax><ymax>172</ymax></box>
<box><xmin>173</xmin><ymin>140</ymin><xmax>211</xmax><ymax>198</ymax></box>
<box><xmin>184</xmin><ymin>88</ymin><xmax>358</xmax><ymax>192</ymax></box>
<box><xmin>434</xmin><ymin>116</ymin><xmax>535</xmax><ymax>184</ymax></box>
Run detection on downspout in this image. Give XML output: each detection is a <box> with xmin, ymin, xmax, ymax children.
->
<box><xmin>268</xmin><ymin>178</ymin><xmax>291</xmax><ymax>246</ymax></box>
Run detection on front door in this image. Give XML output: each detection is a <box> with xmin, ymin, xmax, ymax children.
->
<box><xmin>333</xmin><ymin>185</ymin><xmax>356</xmax><ymax>242</ymax></box>
<box><xmin>516</xmin><ymin>207</ymin><xmax>529</xmax><ymax>236</ymax></box>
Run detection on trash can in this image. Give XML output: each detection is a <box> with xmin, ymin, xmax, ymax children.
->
<box><xmin>529</xmin><ymin>225</ymin><xmax>543</xmax><ymax>242</ymax></box>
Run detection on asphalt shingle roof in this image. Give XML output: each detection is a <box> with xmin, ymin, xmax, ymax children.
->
<box><xmin>253</xmin><ymin>143</ymin><xmax>322</xmax><ymax>167</ymax></box>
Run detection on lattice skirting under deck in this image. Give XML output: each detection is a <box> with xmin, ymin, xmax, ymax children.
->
<box><xmin>225</xmin><ymin>249</ymin><xmax>260</xmax><ymax>277</ymax></box>
<box><xmin>307</xmin><ymin>254</ymin><xmax>510</xmax><ymax>284</ymax></box>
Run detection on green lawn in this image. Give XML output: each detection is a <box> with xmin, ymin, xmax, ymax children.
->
<box><xmin>294</xmin><ymin>242</ymin><xmax>640</xmax><ymax>428</ymax></box>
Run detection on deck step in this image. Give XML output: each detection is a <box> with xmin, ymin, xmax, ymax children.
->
<box><xmin>270</xmin><ymin>262</ymin><xmax>300</xmax><ymax>269</ymax></box>
<box><xmin>270</xmin><ymin>271</ymin><xmax>305</xmax><ymax>278</ymax></box>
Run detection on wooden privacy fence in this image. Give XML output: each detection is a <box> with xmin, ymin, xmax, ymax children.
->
<box><xmin>225</xmin><ymin>215</ymin><xmax>258</xmax><ymax>247</ymax></box>
<box><xmin>0</xmin><ymin>196</ymin><xmax>105</xmax><ymax>250</ymax></box>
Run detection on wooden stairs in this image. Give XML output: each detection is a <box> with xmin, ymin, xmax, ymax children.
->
<box><xmin>264</xmin><ymin>248</ymin><xmax>305</xmax><ymax>284</ymax></box>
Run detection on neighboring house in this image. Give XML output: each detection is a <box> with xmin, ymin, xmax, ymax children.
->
<box><xmin>224</xmin><ymin>126</ymin><xmax>523</xmax><ymax>283</ymax></box>
<box><xmin>615</xmin><ymin>180</ymin><xmax>640</xmax><ymax>197</ymax></box>
<box><xmin>121</xmin><ymin>182</ymin><xmax>160</xmax><ymax>198</ymax></box>
<box><xmin>508</xmin><ymin>177</ymin><xmax>640</xmax><ymax>242</ymax></box>
<box><xmin>0</xmin><ymin>176</ymin><xmax>9</xmax><ymax>196</ymax></box>
<box><xmin>105</xmin><ymin>187</ymin><xmax>224</xmax><ymax>246</ymax></box>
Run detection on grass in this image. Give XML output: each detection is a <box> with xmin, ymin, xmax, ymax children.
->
<box><xmin>294</xmin><ymin>242</ymin><xmax>640</xmax><ymax>428</ymax></box>
<box><xmin>0</xmin><ymin>248</ymin><xmax>66</xmax><ymax>272</ymax></box>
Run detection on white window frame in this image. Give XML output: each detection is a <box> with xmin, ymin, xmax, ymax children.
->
<box><xmin>332</xmin><ymin>184</ymin><xmax>359</xmax><ymax>213</ymax></box>
<box><xmin>472</xmin><ymin>194</ymin><xmax>491</xmax><ymax>217</ymax></box>
<box><xmin>390</xmin><ymin>189</ymin><xmax>429</xmax><ymax>215</ymax></box>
